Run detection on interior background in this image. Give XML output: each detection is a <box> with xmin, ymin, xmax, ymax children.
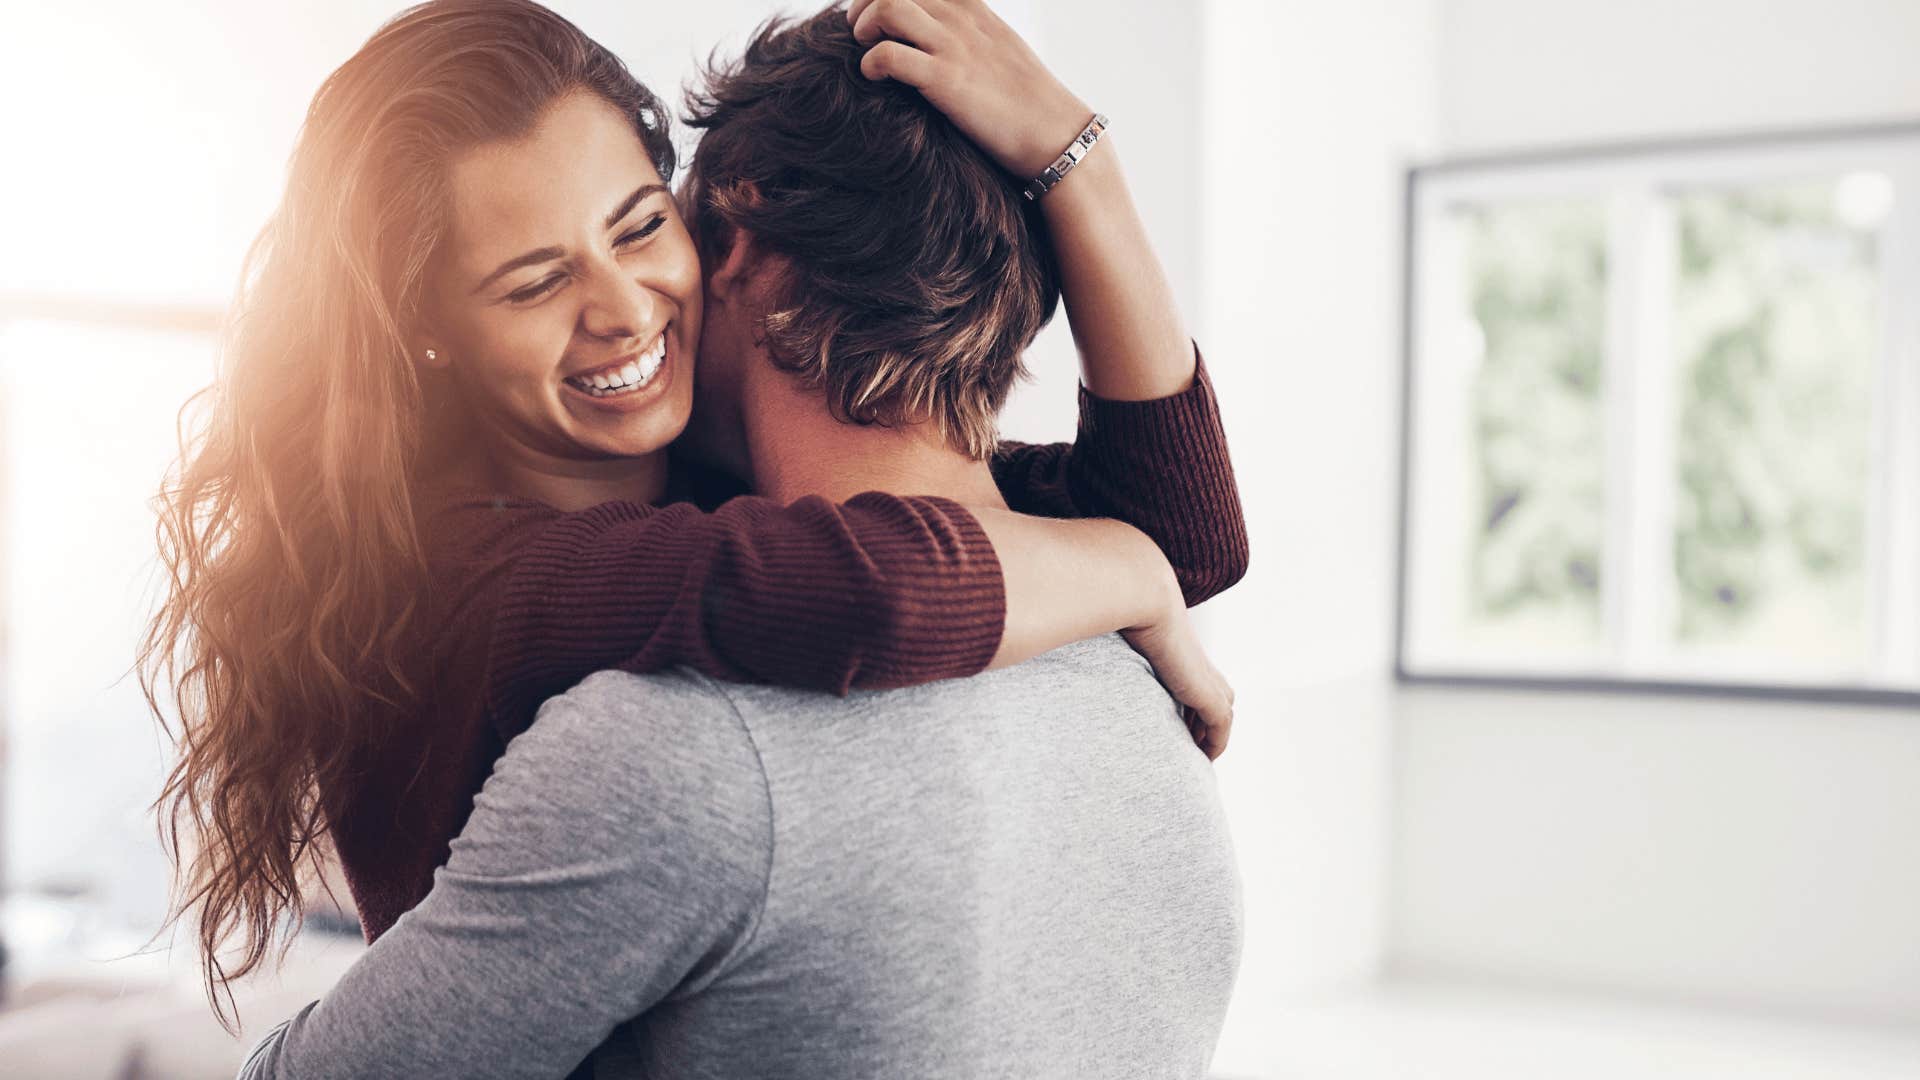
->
<box><xmin>1</xmin><ymin>0</ymin><xmax>1916</xmax><ymax>1076</ymax></box>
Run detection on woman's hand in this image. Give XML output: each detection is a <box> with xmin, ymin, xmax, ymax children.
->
<box><xmin>1122</xmin><ymin>580</ymin><xmax>1235</xmax><ymax>761</ymax></box>
<box><xmin>853</xmin><ymin>0</ymin><xmax>1199</xmax><ymax>406</ymax></box>
<box><xmin>848</xmin><ymin>0</ymin><xmax>1092</xmax><ymax>178</ymax></box>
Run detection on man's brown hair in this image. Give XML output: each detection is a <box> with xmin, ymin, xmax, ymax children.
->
<box><xmin>683</xmin><ymin>6</ymin><xmax>1059</xmax><ymax>459</ymax></box>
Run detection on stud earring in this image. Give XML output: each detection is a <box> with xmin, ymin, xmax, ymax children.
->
<box><xmin>425</xmin><ymin>349</ymin><xmax>438</xmax><ymax>362</ymax></box>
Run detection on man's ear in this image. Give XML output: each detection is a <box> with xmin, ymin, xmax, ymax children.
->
<box><xmin>705</xmin><ymin>224</ymin><xmax>760</xmax><ymax>305</ymax></box>
<box><xmin>702</xmin><ymin>179</ymin><xmax>772</xmax><ymax>304</ymax></box>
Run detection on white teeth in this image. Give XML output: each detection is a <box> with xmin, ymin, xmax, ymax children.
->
<box><xmin>566</xmin><ymin>329</ymin><xmax>669</xmax><ymax>397</ymax></box>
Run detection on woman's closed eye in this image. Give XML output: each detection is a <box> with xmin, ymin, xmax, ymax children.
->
<box><xmin>508</xmin><ymin>275</ymin><xmax>566</xmax><ymax>304</ymax></box>
<box><xmin>616</xmin><ymin>213</ymin><xmax>668</xmax><ymax>249</ymax></box>
<box><xmin>504</xmin><ymin>214</ymin><xmax>669</xmax><ymax>305</ymax></box>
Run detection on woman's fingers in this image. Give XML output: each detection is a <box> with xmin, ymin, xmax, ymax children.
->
<box><xmin>1211</xmin><ymin>700</ymin><xmax>1233</xmax><ymax>759</ymax></box>
<box><xmin>1188</xmin><ymin>678</ymin><xmax>1234</xmax><ymax>760</ymax></box>
<box><xmin>1120</xmin><ymin>607</ymin><xmax>1235</xmax><ymax>762</ymax></box>
<box><xmin>849</xmin><ymin>0</ymin><xmax>959</xmax><ymax>28</ymax></box>
<box><xmin>859</xmin><ymin>39</ymin><xmax>939</xmax><ymax>87</ymax></box>
<box><xmin>850</xmin><ymin>0</ymin><xmax>953</xmax><ymax>53</ymax></box>
<box><xmin>1184</xmin><ymin>706</ymin><xmax>1224</xmax><ymax>760</ymax></box>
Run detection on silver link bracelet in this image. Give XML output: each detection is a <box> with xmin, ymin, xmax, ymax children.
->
<box><xmin>1022</xmin><ymin>113</ymin><xmax>1110</xmax><ymax>202</ymax></box>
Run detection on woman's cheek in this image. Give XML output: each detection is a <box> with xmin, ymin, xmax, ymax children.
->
<box><xmin>657</xmin><ymin>232</ymin><xmax>705</xmax><ymax>317</ymax></box>
<box><xmin>497</xmin><ymin>303</ymin><xmax>575</xmax><ymax>384</ymax></box>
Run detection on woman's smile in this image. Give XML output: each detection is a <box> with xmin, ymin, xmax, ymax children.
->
<box><xmin>561</xmin><ymin>325</ymin><xmax>674</xmax><ymax>413</ymax></box>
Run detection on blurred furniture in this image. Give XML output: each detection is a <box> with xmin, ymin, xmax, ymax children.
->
<box><xmin>0</xmin><ymin>926</ymin><xmax>364</xmax><ymax>1080</ymax></box>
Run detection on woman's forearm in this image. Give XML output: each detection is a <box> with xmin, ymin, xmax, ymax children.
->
<box><xmin>972</xmin><ymin>506</ymin><xmax>1234</xmax><ymax>758</ymax></box>
<box><xmin>970</xmin><ymin>507</ymin><xmax>1174</xmax><ymax>669</ymax></box>
<box><xmin>848</xmin><ymin>1</ymin><xmax>1192</xmax><ymax>403</ymax></box>
<box><xmin>1040</xmin><ymin>134</ymin><xmax>1198</xmax><ymax>402</ymax></box>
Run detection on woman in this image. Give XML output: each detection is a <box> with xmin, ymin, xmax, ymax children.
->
<box><xmin>141</xmin><ymin>0</ymin><xmax>1247</xmax><ymax>1026</ymax></box>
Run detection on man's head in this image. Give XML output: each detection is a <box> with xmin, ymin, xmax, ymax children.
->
<box><xmin>680</xmin><ymin>6</ymin><xmax>1059</xmax><ymax>462</ymax></box>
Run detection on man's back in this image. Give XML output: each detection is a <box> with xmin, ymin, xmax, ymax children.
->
<box><xmin>236</xmin><ymin>635</ymin><xmax>1240</xmax><ymax>1080</ymax></box>
<box><xmin>590</xmin><ymin>633</ymin><xmax>1242</xmax><ymax>1078</ymax></box>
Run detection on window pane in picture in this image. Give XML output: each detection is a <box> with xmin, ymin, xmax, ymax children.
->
<box><xmin>1455</xmin><ymin>198</ymin><xmax>1611</xmax><ymax>654</ymax></box>
<box><xmin>1666</xmin><ymin>177</ymin><xmax>1883</xmax><ymax>674</ymax></box>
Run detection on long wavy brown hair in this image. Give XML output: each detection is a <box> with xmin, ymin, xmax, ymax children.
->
<box><xmin>137</xmin><ymin>0</ymin><xmax>675</xmax><ymax>1028</ymax></box>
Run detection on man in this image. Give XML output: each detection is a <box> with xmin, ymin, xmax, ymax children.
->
<box><xmin>241</xmin><ymin>4</ymin><xmax>1243</xmax><ymax>1077</ymax></box>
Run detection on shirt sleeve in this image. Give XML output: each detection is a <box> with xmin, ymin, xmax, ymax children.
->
<box><xmin>431</xmin><ymin>489</ymin><xmax>1005</xmax><ymax>742</ymax></box>
<box><xmin>989</xmin><ymin>344</ymin><xmax>1250</xmax><ymax>607</ymax></box>
<box><xmin>237</xmin><ymin>672</ymin><xmax>772</xmax><ymax>1080</ymax></box>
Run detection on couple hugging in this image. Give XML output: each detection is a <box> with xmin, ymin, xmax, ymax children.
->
<box><xmin>145</xmin><ymin>0</ymin><xmax>1248</xmax><ymax>1075</ymax></box>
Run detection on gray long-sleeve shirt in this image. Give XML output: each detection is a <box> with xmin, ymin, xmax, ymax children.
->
<box><xmin>240</xmin><ymin>634</ymin><xmax>1243</xmax><ymax>1079</ymax></box>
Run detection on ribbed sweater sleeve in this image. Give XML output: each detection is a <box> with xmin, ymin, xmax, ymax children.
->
<box><xmin>991</xmin><ymin>345</ymin><xmax>1250</xmax><ymax>606</ymax></box>
<box><xmin>434</xmin><ymin>491</ymin><xmax>1003</xmax><ymax>742</ymax></box>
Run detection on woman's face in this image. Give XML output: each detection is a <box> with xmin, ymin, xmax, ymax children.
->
<box><xmin>425</xmin><ymin>90</ymin><xmax>701</xmax><ymax>470</ymax></box>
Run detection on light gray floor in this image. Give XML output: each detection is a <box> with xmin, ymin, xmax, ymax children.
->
<box><xmin>8</xmin><ymin>938</ymin><xmax>1918</xmax><ymax>1080</ymax></box>
<box><xmin>1214</xmin><ymin>979</ymin><xmax>1920</xmax><ymax>1080</ymax></box>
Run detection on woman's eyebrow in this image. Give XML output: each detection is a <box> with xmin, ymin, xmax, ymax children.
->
<box><xmin>471</xmin><ymin>182</ymin><xmax>672</xmax><ymax>295</ymax></box>
<box><xmin>473</xmin><ymin>246</ymin><xmax>566</xmax><ymax>295</ymax></box>
<box><xmin>605</xmin><ymin>182</ymin><xmax>670</xmax><ymax>228</ymax></box>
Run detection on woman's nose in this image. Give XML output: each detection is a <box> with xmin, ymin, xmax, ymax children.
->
<box><xmin>578</xmin><ymin>262</ymin><xmax>656</xmax><ymax>343</ymax></box>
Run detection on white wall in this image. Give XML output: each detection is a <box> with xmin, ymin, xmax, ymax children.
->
<box><xmin>1195</xmin><ymin>2</ymin><xmax>1439</xmax><ymax>1069</ymax></box>
<box><xmin>1395</xmin><ymin>687</ymin><xmax>1920</xmax><ymax>1022</ymax></box>
<box><xmin>1438</xmin><ymin>0</ymin><xmax>1920</xmax><ymax>154</ymax></box>
<box><xmin>1392</xmin><ymin>0</ymin><xmax>1920</xmax><ymax>1026</ymax></box>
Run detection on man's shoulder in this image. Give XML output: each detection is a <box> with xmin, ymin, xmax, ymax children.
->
<box><xmin>983</xmin><ymin>632</ymin><xmax>1174</xmax><ymax>707</ymax></box>
<box><xmin>531</xmin><ymin>666</ymin><xmax>757</xmax><ymax>757</ymax></box>
<box><xmin>509</xmin><ymin>668</ymin><xmax>770</xmax><ymax>836</ymax></box>
<box><xmin>1023</xmin><ymin>631</ymin><xmax>1161</xmax><ymax>677</ymax></box>
<box><xmin>550</xmin><ymin>665</ymin><xmax>748</xmax><ymax>720</ymax></box>
<box><xmin>525</xmin><ymin>638</ymin><xmax>1171</xmax><ymax>778</ymax></box>
<box><xmin>718</xmin><ymin>633</ymin><xmax>1175</xmax><ymax>747</ymax></box>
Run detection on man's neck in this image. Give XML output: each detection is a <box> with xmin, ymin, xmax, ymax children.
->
<box><xmin>742</xmin><ymin>362</ymin><xmax>1006</xmax><ymax>508</ymax></box>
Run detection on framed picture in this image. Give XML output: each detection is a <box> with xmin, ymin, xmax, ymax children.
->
<box><xmin>1395</xmin><ymin>121</ymin><xmax>1920</xmax><ymax>704</ymax></box>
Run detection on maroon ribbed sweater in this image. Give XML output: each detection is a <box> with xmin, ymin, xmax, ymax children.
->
<box><xmin>326</xmin><ymin>353</ymin><xmax>1247</xmax><ymax>942</ymax></box>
